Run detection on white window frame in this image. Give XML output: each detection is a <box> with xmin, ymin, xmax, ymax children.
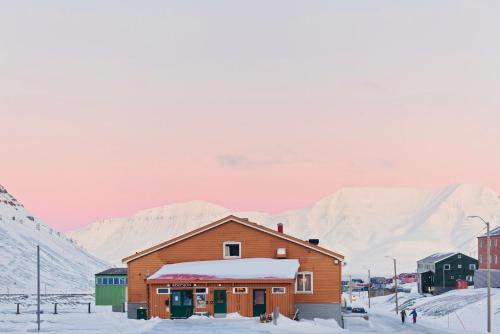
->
<box><xmin>457</xmin><ymin>264</ymin><xmax>462</xmax><ymax>269</ymax></box>
<box><xmin>157</xmin><ymin>288</ymin><xmax>170</xmax><ymax>294</ymax></box>
<box><xmin>232</xmin><ymin>287</ymin><xmax>248</xmax><ymax>294</ymax></box>
<box><xmin>223</xmin><ymin>241</ymin><xmax>242</xmax><ymax>259</ymax></box>
<box><xmin>479</xmin><ymin>255</ymin><xmax>483</xmax><ymax>264</ymax></box>
<box><xmin>295</xmin><ymin>272</ymin><xmax>314</xmax><ymax>294</ymax></box>
<box><xmin>272</xmin><ymin>287</ymin><xmax>286</xmax><ymax>294</ymax></box>
<box><xmin>469</xmin><ymin>264</ymin><xmax>476</xmax><ymax>270</ymax></box>
<box><xmin>443</xmin><ymin>264</ymin><xmax>451</xmax><ymax>270</ymax></box>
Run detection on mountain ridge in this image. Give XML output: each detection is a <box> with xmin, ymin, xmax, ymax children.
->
<box><xmin>67</xmin><ymin>184</ymin><xmax>500</xmax><ymax>274</ymax></box>
<box><xmin>0</xmin><ymin>184</ymin><xmax>108</xmax><ymax>293</ymax></box>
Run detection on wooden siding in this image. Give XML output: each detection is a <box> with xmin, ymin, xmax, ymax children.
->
<box><xmin>148</xmin><ymin>283</ymin><xmax>295</xmax><ymax>318</ymax></box>
<box><xmin>128</xmin><ymin>220</ymin><xmax>342</xmax><ymax>313</ymax></box>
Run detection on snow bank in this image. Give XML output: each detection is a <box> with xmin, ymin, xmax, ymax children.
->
<box><xmin>148</xmin><ymin>258</ymin><xmax>299</xmax><ymax>280</ymax></box>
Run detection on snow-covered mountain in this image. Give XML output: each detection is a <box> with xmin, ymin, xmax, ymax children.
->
<box><xmin>67</xmin><ymin>184</ymin><xmax>500</xmax><ymax>275</ymax></box>
<box><xmin>0</xmin><ymin>185</ymin><xmax>108</xmax><ymax>293</ymax></box>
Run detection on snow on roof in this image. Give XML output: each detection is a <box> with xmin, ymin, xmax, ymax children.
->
<box><xmin>479</xmin><ymin>226</ymin><xmax>500</xmax><ymax>237</ymax></box>
<box><xmin>96</xmin><ymin>268</ymin><xmax>127</xmax><ymax>276</ymax></box>
<box><xmin>148</xmin><ymin>258</ymin><xmax>300</xmax><ymax>281</ymax></box>
<box><xmin>417</xmin><ymin>252</ymin><xmax>457</xmax><ymax>264</ymax></box>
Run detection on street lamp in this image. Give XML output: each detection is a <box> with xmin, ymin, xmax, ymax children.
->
<box><xmin>468</xmin><ymin>215</ymin><xmax>492</xmax><ymax>333</ymax></box>
<box><xmin>385</xmin><ymin>256</ymin><xmax>398</xmax><ymax>314</ymax></box>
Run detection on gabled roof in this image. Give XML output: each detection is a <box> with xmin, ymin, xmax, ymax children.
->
<box><xmin>417</xmin><ymin>252</ymin><xmax>457</xmax><ymax>264</ymax></box>
<box><xmin>96</xmin><ymin>268</ymin><xmax>127</xmax><ymax>276</ymax></box>
<box><xmin>479</xmin><ymin>226</ymin><xmax>500</xmax><ymax>237</ymax></box>
<box><xmin>122</xmin><ymin>215</ymin><xmax>344</xmax><ymax>263</ymax></box>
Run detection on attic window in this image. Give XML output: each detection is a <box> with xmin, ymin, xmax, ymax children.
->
<box><xmin>223</xmin><ymin>241</ymin><xmax>241</xmax><ymax>259</ymax></box>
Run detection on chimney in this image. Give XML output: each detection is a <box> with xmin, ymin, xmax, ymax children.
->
<box><xmin>308</xmin><ymin>239</ymin><xmax>319</xmax><ymax>245</ymax></box>
<box><xmin>277</xmin><ymin>223</ymin><xmax>284</xmax><ymax>234</ymax></box>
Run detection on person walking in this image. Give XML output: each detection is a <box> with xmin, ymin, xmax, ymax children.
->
<box><xmin>400</xmin><ymin>309</ymin><xmax>407</xmax><ymax>324</ymax></box>
<box><xmin>409</xmin><ymin>309</ymin><xmax>417</xmax><ymax>323</ymax></box>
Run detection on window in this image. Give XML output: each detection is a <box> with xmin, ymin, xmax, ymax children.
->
<box><xmin>495</xmin><ymin>239</ymin><xmax>498</xmax><ymax>247</ymax></box>
<box><xmin>443</xmin><ymin>264</ymin><xmax>451</xmax><ymax>270</ymax></box>
<box><xmin>157</xmin><ymin>288</ymin><xmax>170</xmax><ymax>294</ymax></box>
<box><xmin>450</xmin><ymin>275</ymin><xmax>454</xmax><ymax>279</ymax></box>
<box><xmin>466</xmin><ymin>275</ymin><xmax>473</xmax><ymax>282</ymax></box>
<box><xmin>96</xmin><ymin>277</ymin><xmax>102</xmax><ymax>285</ymax></box>
<box><xmin>195</xmin><ymin>288</ymin><xmax>207</xmax><ymax>308</ymax></box>
<box><xmin>458</xmin><ymin>254</ymin><xmax>462</xmax><ymax>259</ymax></box>
<box><xmin>102</xmin><ymin>278</ymin><xmax>108</xmax><ymax>285</ymax></box>
<box><xmin>272</xmin><ymin>287</ymin><xmax>286</xmax><ymax>294</ymax></box>
<box><xmin>119</xmin><ymin>278</ymin><xmax>125</xmax><ymax>285</ymax></box>
<box><xmin>124</xmin><ymin>278</ymin><xmax>128</xmax><ymax>285</ymax></box>
<box><xmin>458</xmin><ymin>264</ymin><xmax>462</xmax><ymax>269</ymax></box>
<box><xmin>232</xmin><ymin>287</ymin><xmax>248</xmax><ymax>294</ymax></box>
<box><xmin>114</xmin><ymin>278</ymin><xmax>119</xmax><ymax>285</ymax></box>
<box><xmin>223</xmin><ymin>241</ymin><xmax>241</xmax><ymax>259</ymax></box>
<box><xmin>469</xmin><ymin>264</ymin><xmax>476</xmax><ymax>270</ymax></box>
<box><xmin>479</xmin><ymin>255</ymin><xmax>483</xmax><ymax>264</ymax></box>
<box><xmin>480</xmin><ymin>239</ymin><xmax>483</xmax><ymax>248</ymax></box>
<box><xmin>296</xmin><ymin>272</ymin><xmax>313</xmax><ymax>293</ymax></box>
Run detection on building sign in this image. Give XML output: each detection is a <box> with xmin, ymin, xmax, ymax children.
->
<box><xmin>171</xmin><ymin>283</ymin><xmax>193</xmax><ymax>287</ymax></box>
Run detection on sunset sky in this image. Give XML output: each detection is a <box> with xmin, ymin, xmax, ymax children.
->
<box><xmin>1</xmin><ymin>1</ymin><xmax>500</xmax><ymax>231</ymax></box>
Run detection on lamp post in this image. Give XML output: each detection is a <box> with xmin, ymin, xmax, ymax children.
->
<box><xmin>385</xmin><ymin>256</ymin><xmax>398</xmax><ymax>314</ymax></box>
<box><xmin>468</xmin><ymin>215</ymin><xmax>491</xmax><ymax>333</ymax></box>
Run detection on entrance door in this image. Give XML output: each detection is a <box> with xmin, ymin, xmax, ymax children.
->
<box><xmin>213</xmin><ymin>290</ymin><xmax>227</xmax><ymax>314</ymax></box>
<box><xmin>253</xmin><ymin>289</ymin><xmax>266</xmax><ymax>317</ymax></box>
<box><xmin>170</xmin><ymin>290</ymin><xmax>193</xmax><ymax>319</ymax></box>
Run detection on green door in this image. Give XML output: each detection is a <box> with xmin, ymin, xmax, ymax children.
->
<box><xmin>253</xmin><ymin>289</ymin><xmax>266</xmax><ymax>317</ymax></box>
<box><xmin>170</xmin><ymin>290</ymin><xmax>193</xmax><ymax>318</ymax></box>
<box><xmin>213</xmin><ymin>290</ymin><xmax>227</xmax><ymax>314</ymax></box>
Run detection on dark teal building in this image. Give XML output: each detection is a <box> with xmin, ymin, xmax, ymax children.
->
<box><xmin>417</xmin><ymin>252</ymin><xmax>478</xmax><ymax>295</ymax></box>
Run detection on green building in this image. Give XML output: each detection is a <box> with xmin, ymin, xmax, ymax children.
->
<box><xmin>95</xmin><ymin>268</ymin><xmax>128</xmax><ymax>312</ymax></box>
<box><xmin>417</xmin><ymin>252</ymin><xmax>478</xmax><ymax>295</ymax></box>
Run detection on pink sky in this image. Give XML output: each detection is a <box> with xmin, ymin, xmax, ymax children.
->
<box><xmin>1</xmin><ymin>1</ymin><xmax>500</xmax><ymax>231</ymax></box>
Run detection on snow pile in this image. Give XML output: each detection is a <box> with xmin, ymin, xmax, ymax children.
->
<box><xmin>0</xmin><ymin>184</ymin><xmax>108</xmax><ymax>293</ymax></box>
<box><xmin>68</xmin><ymin>184</ymin><xmax>500</xmax><ymax>273</ymax></box>
<box><xmin>148</xmin><ymin>258</ymin><xmax>299</xmax><ymax>280</ymax></box>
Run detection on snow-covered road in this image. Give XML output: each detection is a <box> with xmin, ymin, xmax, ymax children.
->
<box><xmin>344</xmin><ymin>311</ymin><xmax>479</xmax><ymax>333</ymax></box>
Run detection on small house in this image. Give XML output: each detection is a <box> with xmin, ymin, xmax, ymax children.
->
<box><xmin>95</xmin><ymin>268</ymin><xmax>128</xmax><ymax>312</ymax></box>
<box><xmin>417</xmin><ymin>252</ymin><xmax>477</xmax><ymax>295</ymax></box>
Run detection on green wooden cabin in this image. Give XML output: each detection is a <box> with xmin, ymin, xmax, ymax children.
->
<box><xmin>95</xmin><ymin>268</ymin><xmax>127</xmax><ymax>311</ymax></box>
<box><xmin>417</xmin><ymin>252</ymin><xmax>478</xmax><ymax>295</ymax></box>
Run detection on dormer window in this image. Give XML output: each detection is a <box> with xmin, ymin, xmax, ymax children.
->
<box><xmin>223</xmin><ymin>241</ymin><xmax>241</xmax><ymax>259</ymax></box>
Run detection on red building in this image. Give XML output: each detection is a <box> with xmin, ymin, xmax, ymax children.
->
<box><xmin>475</xmin><ymin>226</ymin><xmax>500</xmax><ymax>289</ymax></box>
<box><xmin>477</xmin><ymin>226</ymin><xmax>500</xmax><ymax>269</ymax></box>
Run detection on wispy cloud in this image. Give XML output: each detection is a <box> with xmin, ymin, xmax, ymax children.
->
<box><xmin>217</xmin><ymin>152</ymin><xmax>309</xmax><ymax>169</ymax></box>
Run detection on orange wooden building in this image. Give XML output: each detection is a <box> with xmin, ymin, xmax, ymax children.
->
<box><xmin>122</xmin><ymin>215</ymin><xmax>344</xmax><ymax>323</ymax></box>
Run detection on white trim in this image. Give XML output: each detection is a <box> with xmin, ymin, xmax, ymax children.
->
<box><xmin>223</xmin><ymin>241</ymin><xmax>241</xmax><ymax>259</ymax></box>
<box><xmin>157</xmin><ymin>288</ymin><xmax>170</xmax><ymax>294</ymax></box>
<box><xmin>123</xmin><ymin>216</ymin><xmax>343</xmax><ymax>263</ymax></box>
<box><xmin>443</xmin><ymin>264</ymin><xmax>451</xmax><ymax>270</ymax></box>
<box><xmin>272</xmin><ymin>287</ymin><xmax>286</xmax><ymax>294</ymax></box>
<box><xmin>232</xmin><ymin>287</ymin><xmax>248</xmax><ymax>294</ymax></box>
<box><xmin>295</xmin><ymin>272</ymin><xmax>313</xmax><ymax>294</ymax></box>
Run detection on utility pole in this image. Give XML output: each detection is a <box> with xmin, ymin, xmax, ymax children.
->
<box><xmin>349</xmin><ymin>274</ymin><xmax>353</xmax><ymax>305</ymax></box>
<box><xmin>367</xmin><ymin>269</ymin><xmax>371</xmax><ymax>309</ymax></box>
<box><xmin>468</xmin><ymin>215</ymin><xmax>492</xmax><ymax>333</ymax></box>
<box><xmin>386</xmin><ymin>256</ymin><xmax>398</xmax><ymax>314</ymax></box>
<box><xmin>37</xmin><ymin>245</ymin><xmax>40</xmax><ymax>331</ymax></box>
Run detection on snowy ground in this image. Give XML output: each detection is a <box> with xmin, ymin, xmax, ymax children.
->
<box><xmin>346</xmin><ymin>283</ymin><xmax>499</xmax><ymax>333</ymax></box>
<box><xmin>1</xmin><ymin>285</ymin><xmax>498</xmax><ymax>333</ymax></box>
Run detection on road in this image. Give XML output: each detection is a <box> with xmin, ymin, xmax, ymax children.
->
<box><xmin>344</xmin><ymin>310</ymin><xmax>480</xmax><ymax>333</ymax></box>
